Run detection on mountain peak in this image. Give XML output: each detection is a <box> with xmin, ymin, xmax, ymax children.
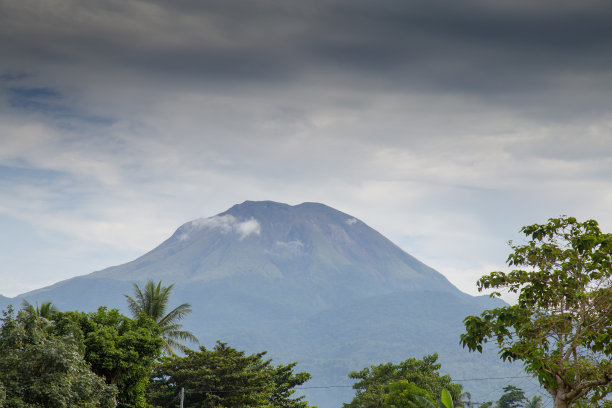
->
<box><xmin>221</xmin><ymin>200</ymin><xmax>344</xmax><ymax>220</ymax></box>
<box><xmin>225</xmin><ymin>200</ymin><xmax>293</xmax><ymax>213</ymax></box>
<box><xmin>3</xmin><ymin>201</ymin><xmax>514</xmax><ymax>408</ymax></box>
<box><xmin>89</xmin><ymin>200</ymin><xmax>459</xmax><ymax>299</ymax></box>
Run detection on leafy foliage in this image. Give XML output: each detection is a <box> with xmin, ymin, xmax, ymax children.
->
<box><xmin>267</xmin><ymin>360</ymin><xmax>314</xmax><ymax>408</ymax></box>
<box><xmin>21</xmin><ymin>300</ymin><xmax>59</xmax><ymax>319</ymax></box>
<box><xmin>524</xmin><ymin>395</ymin><xmax>543</xmax><ymax>408</ymax></box>
<box><xmin>461</xmin><ymin>216</ymin><xmax>612</xmax><ymax>408</ymax></box>
<box><xmin>0</xmin><ymin>305</ymin><xmax>117</xmax><ymax>408</ymax></box>
<box><xmin>53</xmin><ymin>307</ymin><xmax>163</xmax><ymax>408</ymax></box>
<box><xmin>475</xmin><ymin>386</ymin><xmax>540</xmax><ymax>408</ymax></box>
<box><xmin>383</xmin><ymin>380</ymin><xmax>435</xmax><ymax>408</ymax></box>
<box><xmin>497</xmin><ymin>386</ymin><xmax>526</xmax><ymax>408</ymax></box>
<box><xmin>413</xmin><ymin>389</ymin><xmax>458</xmax><ymax>408</ymax></box>
<box><xmin>343</xmin><ymin>353</ymin><xmax>462</xmax><ymax>408</ymax></box>
<box><xmin>124</xmin><ymin>280</ymin><xmax>198</xmax><ymax>355</ymax></box>
<box><xmin>147</xmin><ymin>341</ymin><xmax>313</xmax><ymax>408</ymax></box>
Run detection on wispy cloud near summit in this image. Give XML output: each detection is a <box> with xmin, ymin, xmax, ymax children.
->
<box><xmin>182</xmin><ymin>215</ymin><xmax>261</xmax><ymax>241</ymax></box>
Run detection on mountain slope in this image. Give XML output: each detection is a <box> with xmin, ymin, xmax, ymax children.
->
<box><xmin>87</xmin><ymin>201</ymin><xmax>459</xmax><ymax>310</ymax></box>
<box><xmin>0</xmin><ymin>201</ymin><xmax>529</xmax><ymax>407</ymax></box>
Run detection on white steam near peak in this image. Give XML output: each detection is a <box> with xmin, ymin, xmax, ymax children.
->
<box><xmin>346</xmin><ymin>218</ymin><xmax>358</xmax><ymax>225</ymax></box>
<box><xmin>235</xmin><ymin>218</ymin><xmax>261</xmax><ymax>238</ymax></box>
<box><xmin>180</xmin><ymin>215</ymin><xmax>261</xmax><ymax>240</ymax></box>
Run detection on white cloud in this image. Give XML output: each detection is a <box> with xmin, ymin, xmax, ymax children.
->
<box><xmin>187</xmin><ymin>215</ymin><xmax>261</xmax><ymax>240</ymax></box>
<box><xmin>345</xmin><ymin>218</ymin><xmax>358</xmax><ymax>225</ymax></box>
<box><xmin>236</xmin><ymin>218</ymin><xmax>261</xmax><ymax>239</ymax></box>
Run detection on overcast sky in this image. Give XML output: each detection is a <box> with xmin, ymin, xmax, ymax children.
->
<box><xmin>1</xmin><ymin>0</ymin><xmax>612</xmax><ymax>299</ymax></box>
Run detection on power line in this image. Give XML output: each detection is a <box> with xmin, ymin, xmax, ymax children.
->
<box><xmin>455</xmin><ymin>376</ymin><xmax>532</xmax><ymax>382</ymax></box>
<box><xmin>173</xmin><ymin>374</ymin><xmax>541</xmax><ymax>394</ymax></box>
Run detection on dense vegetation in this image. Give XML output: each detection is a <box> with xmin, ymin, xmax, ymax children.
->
<box><xmin>0</xmin><ymin>280</ymin><xmax>314</xmax><ymax>408</ymax></box>
<box><xmin>342</xmin><ymin>353</ymin><xmax>462</xmax><ymax>408</ymax></box>
<box><xmin>0</xmin><ymin>216</ymin><xmax>610</xmax><ymax>407</ymax></box>
<box><xmin>461</xmin><ymin>217</ymin><xmax>612</xmax><ymax>408</ymax></box>
<box><xmin>148</xmin><ymin>341</ymin><xmax>313</xmax><ymax>407</ymax></box>
<box><xmin>0</xmin><ymin>306</ymin><xmax>117</xmax><ymax>407</ymax></box>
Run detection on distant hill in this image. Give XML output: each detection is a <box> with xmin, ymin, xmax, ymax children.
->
<box><xmin>1</xmin><ymin>201</ymin><xmax>530</xmax><ymax>407</ymax></box>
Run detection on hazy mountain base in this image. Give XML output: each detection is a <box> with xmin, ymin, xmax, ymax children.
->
<box><xmin>180</xmin><ymin>286</ymin><xmax>530</xmax><ymax>407</ymax></box>
<box><xmin>0</xmin><ymin>278</ymin><xmax>532</xmax><ymax>407</ymax></box>
<box><xmin>0</xmin><ymin>201</ymin><xmax>540</xmax><ymax>407</ymax></box>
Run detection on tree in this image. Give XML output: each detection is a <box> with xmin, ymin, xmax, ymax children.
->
<box><xmin>0</xmin><ymin>305</ymin><xmax>117</xmax><ymax>408</ymax></box>
<box><xmin>124</xmin><ymin>280</ymin><xmax>198</xmax><ymax>355</ymax></box>
<box><xmin>383</xmin><ymin>380</ymin><xmax>435</xmax><ymax>408</ymax></box>
<box><xmin>572</xmin><ymin>399</ymin><xmax>612</xmax><ymax>408</ymax></box>
<box><xmin>53</xmin><ymin>307</ymin><xmax>163</xmax><ymax>408</ymax></box>
<box><xmin>525</xmin><ymin>395</ymin><xmax>543</xmax><ymax>408</ymax></box>
<box><xmin>267</xmin><ymin>360</ymin><xmax>314</xmax><ymax>408</ymax></box>
<box><xmin>497</xmin><ymin>386</ymin><xmax>526</xmax><ymax>408</ymax></box>
<box><xmin>147</xmin><ymin>341</ymin><xmax>313</xmax><ymax>408</ymax></box>
<box><xmin>413</xmin><ymin>389</ymin><xmax>458</xmax><ymax>408</ymax></box>
<box><xmin>460</xmin><ymin>216</ymin><xmax>612</xmax><ymax>408</ymax></box>
<box><xmin>343</xmin><ymin>353</ymin><xmax>462</xmax><ymax>408</ymax></box>
<box><xmin>461</xmin><ymin>391</ymin><xmax>474</xmax><ymax>408</ymax></box>
<box><xmin>21</xmin><ymin>300</ymin><xmax>58</xmax><ymax>319</ymax></box>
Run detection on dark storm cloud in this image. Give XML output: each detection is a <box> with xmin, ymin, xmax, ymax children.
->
<box><xmin>307</xmin><ymin>0</ymin><xmax>612</xmax><ymax>98</ymax></box>
<box><xmin>1</xmin><ymin>0</ymin><xmax>612</xmax><ymax>127</ymax></box>
<box><xmin>3</xmin><ymin>0</ymin><xmax>612</xmax><ymax>97</ymax></box>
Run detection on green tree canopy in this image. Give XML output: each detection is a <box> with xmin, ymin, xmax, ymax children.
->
<box><xmin>21</xmin><ymin>300</ymin><xmax>59</xmax><ymax>319</ymax></box>
<box><xmin>147</xmin><ymin>341</ymin><xmax>313</xmax><ymax>408</ymax></box>
<box><xmin>124</xmin><ymin>280</ymin><xmax>198</xmax><ymax>356</ymax></box>
<box><xmin>0</xmin><ymin>305</ymin><xmax>117</xmax><ymax>408</ymax></box>
<box><xmin>460</xmin><ymin>216</ymin><xmax>612</xmax><ymax>408</ymax></box>
<box><xmin>383</xmin><ymin>380</ymin><xmax>435</xmax><ymax>408</ymax></box>
<box><xmin>525</xmin><ymin>395</ymin><xmax>543</xmax><ymax>408</ymax></box>
<box><xmin>343</xmin><ymin>353</ymin><xmax>462</xmax><ymax>408</ymax></box>
<box><xmin>53</xmin><ymin>307</ymin><xmax>163</xmax><ymax>408</ymax></box>
<box><xmin>497</xmin><ymin>386</ymin><xmax>526</xmax><ymax>408</ymax></box>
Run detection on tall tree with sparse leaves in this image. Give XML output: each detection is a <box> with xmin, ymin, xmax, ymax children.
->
<box><xmin>125</xmin><ymin>280</ymin><xmax>198</xmax><ymax>355</ymax></box>
<box><xmin>461</xmin><ymin>216</ymin><xmax>612</xmax><ymax>408</ymax></box>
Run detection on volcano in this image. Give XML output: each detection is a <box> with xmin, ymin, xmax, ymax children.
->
<box><xmin>2</xmin><ymin>201</ymin><xmax>521</xmax><ymax>407</ymax></box>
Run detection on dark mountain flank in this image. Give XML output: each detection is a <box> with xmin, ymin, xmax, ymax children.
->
<box><xmin>1</xmin><ymin>201</ymin><xmax>525</xmax><ymax>407</ymax></box>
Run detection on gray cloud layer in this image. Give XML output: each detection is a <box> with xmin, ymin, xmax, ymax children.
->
<box><xmin>4</xmin><ymin>0</ymin><xmax>612</xmax><ymax>129</ymax></box>
<box><xmin>4</xmin><ymin>1</ymin><xmax>612</xmax><ymax>96</ymax></box>
<box><xmin>1</xmin><ymin>0</ymin><xmax>612</xmax><ymax>297</ymax></box>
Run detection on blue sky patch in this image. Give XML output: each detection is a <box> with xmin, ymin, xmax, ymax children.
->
<box><xmin>4</xmin><ymin>85</ymin><xmax>114</xmax><ymax>126</ymax></box>
<box><xmin>7</xmin><ymin>86</ymin><xmax>61</xmax><ymax>100</ymax></box>
<box><xmin>0</xmin><ymin>164</ymin><xmax>65</xmax><ymax>184</ymax></box>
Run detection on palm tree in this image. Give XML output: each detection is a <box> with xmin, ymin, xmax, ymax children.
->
<box><xmin>461</xmin><ymin>391</ymin><xmax>474</xmax><ymax>408</ymax></box>
<box><xmin>524</xmin><ymin>396</ymin><xmax>543</xmax><ymax>408</ymax></box>
<box><xmin>124</xmin><ymin>280</ymin><xmax>198</xmax><ymax>356</ymax></box>
<box><xmin>22</xmin><ymin>300</ymin><xmax>58</xmax><ymax>319</ymax></box>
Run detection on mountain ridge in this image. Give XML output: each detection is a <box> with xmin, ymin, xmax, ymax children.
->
<box><xmin>0</xmin><ymin>201</ymin><xmax>525</xmax><ymax>407</ymax></box>
<box><xmin>88</xmin><ymin>201</ymin><xmax>458</xmax><ymax>294</ymax></box>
